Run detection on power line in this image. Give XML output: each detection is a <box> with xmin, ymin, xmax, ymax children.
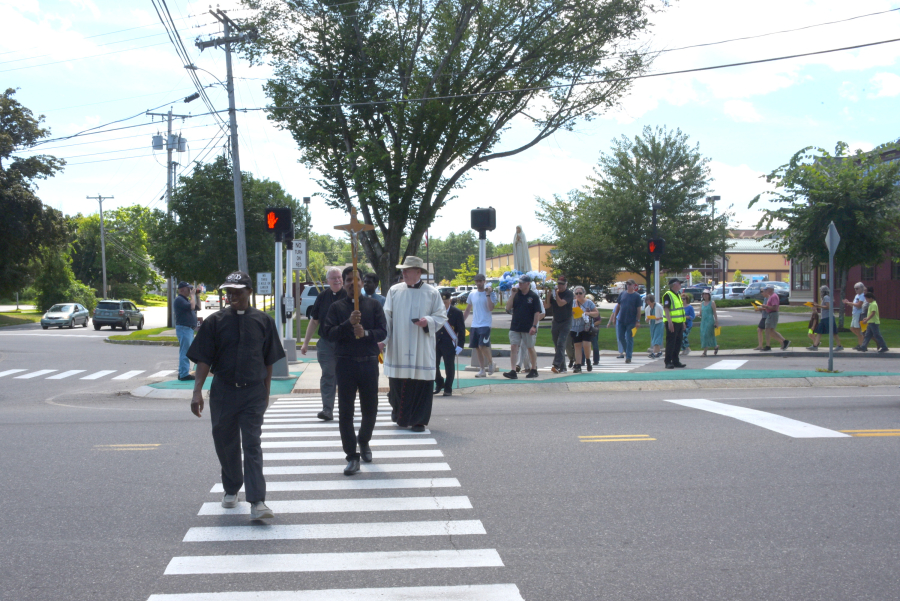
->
<box><xmin>0</xmin><ymin>41</ymin><xmax>174</xmax><ymax>74</ymax></box>
<box><xmin>13</xmin><ymin>120</ymin><xmax>225</xmax><ymax>153</ymax></box>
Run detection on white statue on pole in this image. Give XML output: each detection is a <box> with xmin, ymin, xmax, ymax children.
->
<box><xmin>513</xmin><ymin>225</ymin><xmax>531</xmax><ymax>272</ymax></box>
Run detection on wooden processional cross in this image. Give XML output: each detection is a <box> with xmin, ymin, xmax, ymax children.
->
<box><xmin>334</xmin><ymin>207</ymin><xmax>375</xmax><ymax>312</ymax></box>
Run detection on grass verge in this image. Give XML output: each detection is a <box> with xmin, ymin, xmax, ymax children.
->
<box><xmin>108</xmin><ymin>327</ymin><xmax>176</xmax><ymax>342</ymax></box>
<box><xmin>0</xmin><ymin>311</ymin><xmax>43</xmax><ymax>327</ymax></box>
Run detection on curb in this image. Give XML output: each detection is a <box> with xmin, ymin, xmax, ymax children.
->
<box><xmin>105</xmin><ymin>338</ymin><xmax>178</xmax><ymax>347</ymax></box>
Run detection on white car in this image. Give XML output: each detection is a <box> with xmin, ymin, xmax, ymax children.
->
<box><xmin>299</xmin><ymin>285</ymin><xmax>323</xmax><ymax>318</ymax></box>
<box><xmin>710</xmin><ymin>284</ymin><xmax>746</xmax><ymax>300</ymax></box>
<box><xmin>204</xmin><ymin>296</ymin><xmax>226</xmax><ymax>310</ymax></box>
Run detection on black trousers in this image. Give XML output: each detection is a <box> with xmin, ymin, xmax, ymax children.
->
<box><xmin>336</xmin><ymin>358</ymin><xmax>380</xmax><ymax>461</ymax></box>
<box><xmin>434</xmin><ymin>338</ymin><xmax>456</xmax><ymax>392</ymax></box>
<box><xmin>664</xmin><ymin>321</ymin><xmax>684</xmax><ymax>366</ymax></box>
<box><xmin>209</xmin><ymin>379</ymin><xmax>268</xmax><ymax>503</ymax></box>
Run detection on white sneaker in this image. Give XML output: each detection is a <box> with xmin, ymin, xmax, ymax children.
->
<box><xmin>475</xmin><ymin>370</ymin><xmax>486</xmax><ymax>378</ymax></box>
<box><xmin>250</xmin><ymin>501</ymin><xmax>274</xmax><ymax>519</ymax></box>
<box><xmin>487</xmin><ymin>363</ymin><xmax>495</xmax><ymax>375</ymax></box>
<box><xmin>221</xmin><ymin>493</ymin><xmax>238</xmax><ymax>508</ymax></box>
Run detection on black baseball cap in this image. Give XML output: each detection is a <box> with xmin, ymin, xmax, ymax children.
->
<box><xmin>220</xmin><ymin>271</ymin><xmax>252</xmax><ymax>290</ymax></box>
<box><xmin>668</xmin><ymin>278</ymin><xmax>682</xmax><ymax>286</ymax></box>
<box><xmin>177</xmin><ymin>281</ymin><xmax>192</xmax><ymax>290</ymax></box>
<box><xmin>441</xmin><ymin>292</ymin><xmax>452</xmax><ymax>300</ymax></box>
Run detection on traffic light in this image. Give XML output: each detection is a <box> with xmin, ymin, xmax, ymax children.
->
<box><xmin>265</xmin><ymin>208</ymin><xmax>293</xmax><ymax>234</ymax></box>
<box><xmin>648</xmin><ymin>238</ymin><xmax>665</xmax><ymax>256</ymax></box>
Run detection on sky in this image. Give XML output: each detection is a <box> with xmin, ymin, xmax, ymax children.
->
<box><xmin>4</xmin><ymin>0</ymin><xmax>900</xmax><ymax>250</ymax></box>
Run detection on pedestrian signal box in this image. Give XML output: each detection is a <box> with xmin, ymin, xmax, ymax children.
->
<box><xmin>265</xmin><ymin>208</ymin><xmax>293</xmax><ymax>234</ymax></box>
<box><xmin>648</xmin><ymin>238</ymin><xmax>665</xmax><ymax>256</ymax></box>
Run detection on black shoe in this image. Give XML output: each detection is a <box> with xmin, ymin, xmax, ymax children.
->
<box><xmin>616</xmin><ymin>354</ymin><xmax>624</xmax><ymax>359</ymax></box>
<box><xmin>434</xmin><ymin>383</ymin><xmax>443</xmax><ymax>394</ymax></box>
<box><xmin>665</xmin><ymin>364</ymin><xmax>675</xmax><ymax>369</ymax></box>
<box><xmin>674</xmin><ymin>363</ymin><xmax>687</xmax><ymax>368</ymax></box>
<box><xmin>781</xmin><ymin>339</ymin><xmax>790</xmax><ymax>351</ymax></box>
<box><xmin>586</xmin><ymin>359</ymin><xmax>592</xmax><ymax>372</ymax></box>
<box><xmin>317</xmin><ymin>411</ymin><xmax>334</xmax><ymax>421</ymax></box>
<box><xmin>568</xmin><ymin>360</ymin><xmax>574</xmax><ymax>368</ymax></box>
<box><xmin>443</xmin><ymin>390</ymin><xmax>453</xmax><ymax>396</ymax></box>
<box><xmin>573</xmin><ymin>364</ymin><xmax>582</xmax><ymax>373</ymax></box>
<box><xmin>343</xmin><ymin>458</ymin><xmax>360</xmax><ymax>475</ymax></box>
<box><xmin>859</xmin><ymin>347</ymin><xmax>868</xmax><ymax>352</ymax></box>
<box><xmin>411</xmin><ymin>424</ymin><xmax>426</xmax><ymax>432</ymax></box>
<box><xmin>359</xmin><ymin>442</ymin><xmax>372</xmax><ymax>463</ymax></box>
<box><xmin>526</xmin><ymin>369</ymin><xmax>539</xmax><ymax>378</ymax></box>
<box><xmin>178</xmin><ymin>374</ymin><xmax>196</xmax><ymax>381</ymax></box>
<box><xmin>503</xmin><ymin>370</ymin><xmax>518</xmax><ymax>379</ymax></box>
<box><xmin>762</xmin><ymin>346</ymin><xmax>772</xmax><ymax>351</ymax></box>
<box><xmin>593</xmin><ymin>357</ymin><xmax>600</xmax><ymax>364</ymax></box>
<box><xmin>878</xmin><ymin>347</ymin><xmax>889</xmax><ymax>353</ymax></box>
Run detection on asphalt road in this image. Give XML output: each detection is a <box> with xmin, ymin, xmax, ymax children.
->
<box><xmin>2</xmin><ymin>330</ymin><xmax>899</xmax><ymax>600</ymax></box>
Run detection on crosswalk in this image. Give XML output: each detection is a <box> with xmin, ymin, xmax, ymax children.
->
<box><xmin>147</xmin><ymin>395</ymin><xmax>525</xmax><ymax>600</ymax></box>
<box><xmin>0</xmin><ymin>368</ymin><xmax>175</xmax><ymax>381</ymax></box>
<box><xmin>536</xmin><ymin>355</ymin><xmax>658</xmax><ymax>373</ymax></box>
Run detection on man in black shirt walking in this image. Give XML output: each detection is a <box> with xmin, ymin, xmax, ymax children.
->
<box><xmin>187</xmin><ymin>271</ymin><xmax>286</xmax><ymax>520</ymax></box>
<box><xmin>323</xmin><ymin>267</ymin><xmax>387</xmax><ymax>476</ymax></box>
<box><xmin>435</xmin><ymin>291</ymin><xmax>465</xmax><ymax>396</ymax></box>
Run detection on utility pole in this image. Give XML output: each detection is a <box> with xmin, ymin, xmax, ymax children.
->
<box><xmin>149</xmin><ymin>107</ymin><xmax>190</xmax><ymax>327</ymax></box>
<box><xmin>87</xmin><ymin>194</ymin><xmax>113</xmax><ymax>298</ymax></box>
<box><xmin>196</xmin><ymin>9</ymin><xmax>257</xmax><ymax>274</ymax></box>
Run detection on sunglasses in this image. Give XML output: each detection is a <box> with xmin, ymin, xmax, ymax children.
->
<box><xmin>575</xmin><ymin>292</ymin><xmax>584</xmax><ymax>295</ymax></box>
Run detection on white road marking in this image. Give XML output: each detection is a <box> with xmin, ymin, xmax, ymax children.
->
<box><xmin>198</xmin><ymin>495</ymin><xmax>471</xmax><ymax>515</ymax></box>
<box><xmin>81</xmin><ymin>370</ymin><xmax>116</xmax><ymax>380</ymax></box>
<box><xmin>263</xmin><ymin>450</ymin><xmax>444</xmax><ymax>461</ymax></box>
<box><xmin>15</xmin><ymin>369</ymin><xmax>57</xmax><ymax>379</ymax></box>
<box><xmin>261</xmin><ymin>438</ymin><xmax>436</xmax><ymax>449</ymax></box>
<box><xmin>263</xmin><ymin>462</ymin><xmax>451</xmax><ymax>475</ymax></box>
<box><xmin>184</xmin><ymin>519</ymin><xmax>485</xmax><ymax>542</ymax></box>
<box><xmin>210</xmin><ymin>477</ymin><xmax>460</xmax><ymax>493</ymax></box>
<box><xmin>261</xmin><ymin>429</ymin><xmax>430</xmax><ymax>438</ymax></box>
<box><xmin>147</xmin><ymin>370</ymin><xmax>176</xmax><ymax>379</ymax></box>
<box><xmin>46</xmin><ymin>370</ymin><xmax>86</xmax><ymax>379</ymax></box>
<box><xmin>265</xmin><ymin>411</ymin><xmax>391</xmax><ymax>416</ymax></box>
<box><xmin>147</xmin><ymin>584</ymin><xmax>525</xmax><ymax>601</ymax></box>
<box><xmin>705</xmin><ymin>360</ymin><xmax>748</xmax><ymax>370</ymax></box>
<box><xmin>0</xmin><ymin>369</ymin><xmax>27</xmax><ymax>378</ymax></box>
<box><xmin>164</xmin><ymin>548</ymin><xmax>504</xmax><ymax>575</ymax></box>
<box><xmin>113</xmin><ymin>370</ymin><xmax>145</xmax><ymax>380</ymax></box>
<box><xmin>263</xmin><ymin>417</ymin><xmax>370</xmax><ymax>423</ymax></box>
<box><xmin>262</xmin><ymin>422</ymin><xmax>400</xmax><ymax>430</ymax></box>
<box><xmin>663</xmin><ymin>398</ymin><xmax>851</xmax><ymax>438</ymax></box>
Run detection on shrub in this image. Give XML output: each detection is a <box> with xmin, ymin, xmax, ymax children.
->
<box><xmin>68</xmin><ymin>279</ymin><xmax>98</xmax><ymax>312</ymax></box>
<box><xmin>110</xmin><ymin>282</ymin><xmax>144</xmax><ymax>304</ymax></box>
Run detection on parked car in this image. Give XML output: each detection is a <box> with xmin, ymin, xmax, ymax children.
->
<box><xmin>41</xmin><ymin>303</ymin><xmax>90</xmax><ymax>329</ymax></box>
<box><xmin>437</xmin><ymin>286</ymin><xmax>455</xmax><ymax>297</ymax></box>
<box><xmin>742</xmin><ymin>281</ymin><xmax>790</xmax><ymax>304</ymax></box>
<box><xmin>451</xmin><ymin>290</ymin><xmax>470</xmax><ymax>305</ymax></box>
<box><xmin>92</xmin><ymin>299</ymin><xmax>144</xmax><ymax>330</ymax></box>
<box><xmin>710</xmin><ymin>284</ymin><xmax>747</xmax><ymax>300</ymax></box>
<box><xmin>682</xmin><ymin>285</ymin><xmax>712</xmax><ymax>302</ymax></box>
<box><xmin>298</xmin><ymin>284</ymin><xmax>322</xmax><ymax>318</ymax></box>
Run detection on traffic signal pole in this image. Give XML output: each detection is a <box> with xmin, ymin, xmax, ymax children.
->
<box><xmin>651</xmin><ymin>203</ymin><xmax>661</xmax><ymax>302</ymax></box>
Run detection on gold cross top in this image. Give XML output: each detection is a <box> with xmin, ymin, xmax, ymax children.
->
<box><xmin>335</xmin><ymin>207</ymin><xmax>375</xmax><ymax>235</ymax></box>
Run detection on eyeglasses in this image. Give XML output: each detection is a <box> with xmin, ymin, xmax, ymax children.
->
<box><xmin>575</xmin><ymin>292</ymin><xmax>584</xmax><ymax>295</ymax></box>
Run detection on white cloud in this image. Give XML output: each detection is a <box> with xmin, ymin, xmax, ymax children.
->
<box><xmin>870</xmin><ymin>72</ymin><xmax>900</xmax><ymax>97</ymax></box>
<box><xmin>722</xmin><ymin>99</ymin><xmax>762</xmax><ymax>122</ymax></box>
<box><xmin>839</xmin><ymin>81</ymin><xmax>859</xmax><ymax>102</ymax></box>
<box><xmin>706</xmin><ymin>161</ymin><xmax>776</xmax><ymax>228</ymax></box>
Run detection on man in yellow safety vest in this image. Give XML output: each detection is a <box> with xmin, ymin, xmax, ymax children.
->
<box><xmin>663</xmin><ymin>278</ymin><xmax>687</xmax><ymax>369</ymax></box>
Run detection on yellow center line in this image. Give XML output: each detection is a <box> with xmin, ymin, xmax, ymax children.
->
<box><xmin>846</xmin><ymin>433</ymin><xmax>900</xmax><ymax>437</ymax></box>
<box><xmin>98</xmin><ymin>448</ymin><xmax>159</xmax><ymax>451</ymax></box>
<box><xmin>840</xmin><ymin>429</ymin><xmax>900</xmax><ymax>433</ymax></box>
<box><xmin>94</xmin><ymin>444</ymin><xmax>161</xmax><ymax>447</ymax></box>
<box><xmin>579</xmin><ymin>435</ymin><xmax>651</xmax><ymax>438</ymax></box>
<box><xmin>581</xmin><ymin>438</ymin><xmax>657</xmax><ymax>442</ymax></box>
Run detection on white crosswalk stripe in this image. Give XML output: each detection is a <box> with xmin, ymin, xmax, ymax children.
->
<box><xmin>81</xmin><ymin>370</ymin><xmax>117</xmax><ymax>379</ymax></box>
<box><xmin>148</xmin><ymin>370</ymin><xmax>176</xmax><ymax>378</ymax></box>
<box><xmin>705</xmin><ymin>360</ymin><xmax>748</xmax><ymax>370</ymax></box>
<box><xmin>15</xmin><ymin>369</ymin><xmax>57</xmax><ymax>379</ymax></box>
<box><xmin>0</xmin><ymin>369</ymin><xmax>27</xmax><ymax>378</ymax></box>
<box><xmin>113</xmin><ymin>370</ymin><xmax>146</xmax><ymax>380</ymax></box>
<box><xmin>148</xmin><ymin>391</ymin><xmax>524</xmax><ymax>601</ymax></box>
<box><xmin>46</xmin><ymin>370</ymin><xmax>86</xmax><ymax>379</ymax></box>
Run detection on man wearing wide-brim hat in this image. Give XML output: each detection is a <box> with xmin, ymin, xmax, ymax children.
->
<box><xmin>377</xmin><ymin>256</ymin><xmax>446</xmax><ymax>431</ymax></box>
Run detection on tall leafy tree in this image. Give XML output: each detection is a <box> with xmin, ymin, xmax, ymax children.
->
<box><xmin>750</xmin><ymin>142</ymin><xmax>900</xmax><ymax>322</ymax></box>
<box><xmin>242</xmin><ymin>0</ymin><xmax>666</xmax><ymax>286</ymax></box>
<box><xmin>0</xmin><ymin>88</ymin><xmax>68</xmax><ymax>297</ymax></box>
<box><xmin>537</xmin><ymin>190</ymin><xmax>621</xmax><ymax>286</ymax></box>
<box><xmin>149</xmin><ymin>156</ymin><xmax>307</xmax><ymax>288</ymax></box>
<box><xmin>558</xmin><ymin>125</ymin><xmax>728</xmax><ymax>287</ymax></box>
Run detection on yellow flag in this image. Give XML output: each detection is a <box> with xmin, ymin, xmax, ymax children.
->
<box><xmin>714</xmin><ymin>326</ymin><xmax>721</xmax><ymax>337</ymax></box>
<box><xmin>572</xmin><ymin>306</ymin><xmax>583</xmax><ymax>319</ymax></box>
<box><xmin>632</xmin><ymin>326</ymin><xmax>638</xmax><ymax>337</ymax></box>
<box><xmin>803</xmin><ymin>301</ymin><xmax>814</xmax><ymax>308</ymax></box>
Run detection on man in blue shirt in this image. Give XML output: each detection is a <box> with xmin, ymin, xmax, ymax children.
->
<box><xmin>174</xmin><ymin>281</ymin><xmax>196</xmax><ymax>380</ymax></box>
<box><xmin>612</xmin><ymin>279</ymin><xmax>643</xmax><ymax>364</ymax></box>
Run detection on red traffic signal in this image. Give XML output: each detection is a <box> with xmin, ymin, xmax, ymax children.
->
<box><xmin>648</xmin><ymin>238</ymin><xmax>665</xmax><ymax>256</ymax></box>
<box><xmin>265</xmin><ymin>207</ymin><xmax>292</xmax><ymax>234</ymax></box>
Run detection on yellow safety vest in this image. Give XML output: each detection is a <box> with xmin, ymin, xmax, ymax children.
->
<box><xmin>663</xmin><ymin>290</ymin><xmax>685</xmax><ymax>323</ymax></box>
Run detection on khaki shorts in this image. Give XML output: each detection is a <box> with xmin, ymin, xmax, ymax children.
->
<box><xmin>765</xmin><ymin>311</ymin><xmax>779</xmax><ymax>329</ymax></box>
<box><xmin>509</xmin><ymin>330</ymin><xmax>536</xmax><ymax>349</ymax></box>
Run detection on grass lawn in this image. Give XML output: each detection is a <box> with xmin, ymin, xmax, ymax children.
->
<box><xmin>108</xmin><ymin>327</ymin><xmax>176</xmax><ymax>342</ymax></box>
<box><xmin>0</xmin><ymin>311</ymin><xmax>43</xmax><ymax>327</ymax></box>
<box><xmin>491</xmin><ymin>318</ymin><xmax>900</xmax><ymax>350</ymax></box>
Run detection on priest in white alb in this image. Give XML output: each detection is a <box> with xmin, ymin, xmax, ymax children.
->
<box><xmin>378</xmin><ymin>256</ymin><xmax>446</xmax><ymax>432</ymax></box>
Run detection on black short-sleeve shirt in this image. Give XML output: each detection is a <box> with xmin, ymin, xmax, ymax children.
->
<box><xmin>187</xmin><ymin>306</ymin><xmax>285</xmax><ymax>385</ymax></box>
<box><xmin>551</xmin><ymin>288</ymin><xmax>575</xmax><ymax>323</ymax></box>
<box><xmin>310</xmin><ymin>288</ymin><xmax>347</xmax><ymax>336</ymax></box>
<box><xmin>510</xmin><ymin>290</ymin><xmax>542</xmax><ymax>333</ymax></box>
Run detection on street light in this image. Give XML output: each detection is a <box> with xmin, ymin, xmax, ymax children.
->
<box><xmin>706</xmin><ymin>195</ymin><xmax>725</xmax><ymax>300</ymax></box>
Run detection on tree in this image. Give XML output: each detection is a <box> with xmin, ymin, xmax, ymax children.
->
<box><xmin>148</xmin><ymin>156</ymin><xmax>307</xmax><ymax>288</ymax></box>
<box><xmin>33</xmin><ymin>247</ymin><xmax>96</xmax><ymax>312</ymax></box>
<box><xmin>242</xmin><ymin>0</ymin><xmax>665</xmax><ymax>287</ymax></box>
<box><xmin>69</xmin><ymin>205</ymin><xmax>162</xmax><ymax>296</ymax></box>
<box><xmin>690</xmin><ymin>269</ymin><xmax>703</xmax><ymax>284</ymax></box>
<box><xmin>574</xmin><ymin>125</ymin><xmax>728</xmax><ymax>287</ymax></box>
<box><xmin>750</xmin><ymin>142</ymin><xmax>900</xmax><ymax>323</ymax></box>
<box><xmin>537</xmin><ymin>189</ymin><xmax>621</xmax><ymax>286</ymax></box>
<box><xmin>732</xmin><ymin>269</ymin><xmax>745</xmax><ymax>284</ymax></box>
<box><xmin>0</xmin><ymin>88</ymin><xmax>68</xmax><ymax>298</ymax></box>
<box><xmin>451</xmin><ymin>255</ymin><xmax>479</xmax><ymax>286</ymax></box>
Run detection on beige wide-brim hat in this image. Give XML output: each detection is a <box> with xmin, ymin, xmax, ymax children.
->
<box><xmin>396</xmin><ymin>256</ymin><xmax>429</xmax><ymax>273</ymax></box>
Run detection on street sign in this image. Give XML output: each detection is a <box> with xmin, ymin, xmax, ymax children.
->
<box><xmin>293</xmin><ymin>239</ymin><xmax>308</xmax><ymax>270</ymax></box>
<box><xmin>283</xmin><ymin>296</ymin><xmax>295</xmax><ymax>313</ymax></box>
<box><xmin>257</xmin><ymin>272</ymin><xmax>273</xmax><ymax>295</ymax></box>
<box><xmin>826</xmin><ymin>221</ymin><xmax>840</xmax><ymax>256</ymax></box>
